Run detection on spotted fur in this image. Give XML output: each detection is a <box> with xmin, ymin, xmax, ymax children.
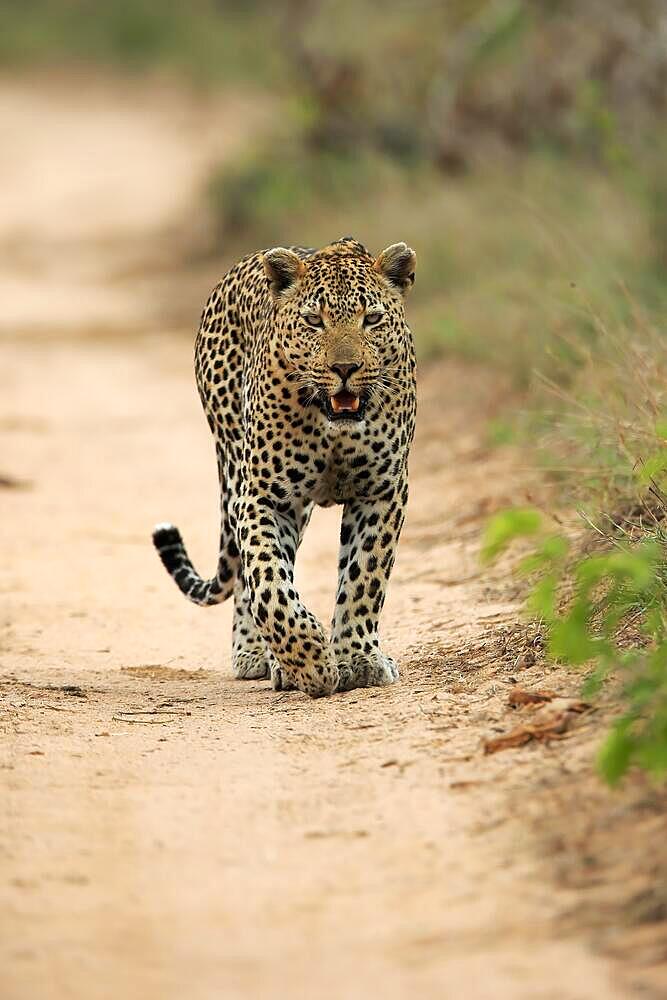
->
<box><xmin>153</xmin><ymin>237</ymin><xmax>416</xmax><ymax>697</ymax></box>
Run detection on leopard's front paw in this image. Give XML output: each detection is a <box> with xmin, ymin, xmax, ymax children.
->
<box><xmin>271</xmin><ymin>662</ymin><xmax>297</xmax><ymax>692</ymax></box>
<box><xmin>271</xmin><ymin>653</ymin><xmax>339</xmax><ymax>698</ymax></box>
<box><xmin>336</xmin><ymin>651</ymin><xmax>399</xmax><ymax>692</ymax></box>
<box><xmin>233</xmin><ymin>650</ymin><xmax>272</xmax><ymax>680</ymax></box>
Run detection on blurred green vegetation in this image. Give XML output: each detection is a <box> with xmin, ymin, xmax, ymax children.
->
<box><xmin>200</xmin><ymin>0</ymin><xmax>667</xmax><ymax>394</ymax></box>
<box><xmin>0</xmin><ymin>0</ymin><xmax>282</xmax><ymax>83</ymax></box>
<box><xmin>210</xmin><ymin>147</ymin><xmax>665</xmax><ymax>384</ymax></box>
<box><xmin>6</xmin><ymin>0</ymin><xmax>666</xmax><ymax>488</ymax></box>
<box><xmin>4</xmin><ymin>0</ymin><xmax>665</xmax><ymax>468</ymax></box>
<box><xmin>5</xmin><ymin>0</ymin><xmax>667</xmax><ymax>494</ymax></box>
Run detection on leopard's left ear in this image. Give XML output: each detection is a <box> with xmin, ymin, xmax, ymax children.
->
<box><xmin>262</xmin><ymin>247</ymin><xmax>306</xmax><ymax>300</ymax></box>
<box><xmin>373</xmin><ymin>242</ymin><xmax>416</xmax><ymax>295</ymax></box>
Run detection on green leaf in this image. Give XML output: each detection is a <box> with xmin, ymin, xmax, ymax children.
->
<box><xmin>481</xmin><ymin>507</ymin><xmax>543</xmax><ymax>563</ymax></box>
<box><xmin>576</xmin><ymin>543</ymin><xmax>660</xmax><ymax>597</ymax></box>
<box><xmin>519</xmin><ymin>534</ymin><xmax>569</xmax><ymax>576</ymax></box>
<box><xmin>527</xmin><ymin>573</ymin><xmax>558</xmax><ymax>621</ymax></box>
<box><xmin>581</xmin><ymin>661</ymin><xmax>611</xmax><ymax>698</ymax></box>
<box><xmin>597</xmin><ymin>722</ymin><xmax>635</xmax><ymax>785</ymax></box>
<box><xmin>637</xmin><ymin>723</ymin><xmax>667</xmax><ymax>776</ymax></box>
<box><xmin>549</xmin><ymin>604</ymin><xmax>599</xmax><ymax>665</ymax></box>
<box><xmin>606</xmin><ymin>544</ymin><xmax>660</xmax><ymax>590</ymax></box>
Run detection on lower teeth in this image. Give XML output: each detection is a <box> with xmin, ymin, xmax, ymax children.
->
<box><xmin>331</xmin><ymin>396</ymin><xmax>359</xmax><ymax>413</ymax></box>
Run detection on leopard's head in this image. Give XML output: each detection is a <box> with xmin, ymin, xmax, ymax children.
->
<box><xmin>262</xmin><ymin>237</ymin><xmax>416</xmax><ymax>422</ymax></box>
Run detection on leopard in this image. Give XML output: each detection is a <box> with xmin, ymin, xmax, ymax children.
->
<box><xmin>153</xmin><ymin>236</ymin><xmax>416</xmax><ymax>698</ymax></box>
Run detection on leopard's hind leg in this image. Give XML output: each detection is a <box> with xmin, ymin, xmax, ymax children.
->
<box><xmin>231</xmin><ymin>577</ymin><xmax>275</xmax><ymax>680</ymax></box>
<box><xmin>231</xmin><ymin>500</ymin><xmax>313</xmax><ymax>686</ymax></box>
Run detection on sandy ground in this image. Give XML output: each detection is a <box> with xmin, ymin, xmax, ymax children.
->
<box><xmin>0</xmin><ymin>337</ymin><xmax>628</xmax><ymax>1000</ymax></box>
<box><xmin>1</xmin><ymin>74</ymin><xmax>665</xmax><ymax>1000</ymax></box>
<box><xmin>0</xmin><ymin>72</ymin><xmax>269</xmax><ymax>335</ymax></box>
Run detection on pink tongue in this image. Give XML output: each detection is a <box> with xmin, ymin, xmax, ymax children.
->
<box><xmin>331</xmin><ymin>391</ymin><xmax>359</xmax><ymax>412</ymax></box>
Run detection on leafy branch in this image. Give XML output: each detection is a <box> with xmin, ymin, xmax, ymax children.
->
<box><xmin>482</xmin><ymin>506</ymin><xmax>667</xmax><ymax>784</ymax></box>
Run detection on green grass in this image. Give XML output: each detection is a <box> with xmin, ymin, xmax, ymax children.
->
<box><xmin>0</xmin><ymin>0</ymin><xmax>282</xmax><ymax>84</ymax></box>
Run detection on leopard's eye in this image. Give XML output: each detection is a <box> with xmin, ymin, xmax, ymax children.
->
<box><xmin>303</xmin><ymin>313</ymin><xmax>324</xmax><ymax>328</ymax></box>
<box><xmin>364</xmin><ymin>310</ymin><xmax>384</xmax><ymax>326</ymax></box>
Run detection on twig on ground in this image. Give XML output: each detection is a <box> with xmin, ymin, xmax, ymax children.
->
<box><xmin>112</xmin><ymin>708</ymin><xmax>191</xmax><ymax>725</ymax></box>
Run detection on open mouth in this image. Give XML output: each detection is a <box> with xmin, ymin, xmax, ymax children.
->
<box><xmin>325</xmin><ymin>389</ymin><xmax>367</xmax><ymax>422</ymax></box>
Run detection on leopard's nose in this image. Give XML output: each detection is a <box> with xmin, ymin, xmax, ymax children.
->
<box><xmin>330</xmin><ymin>362</ymin><xmax>362</xmax><ymax>383</ymax></box>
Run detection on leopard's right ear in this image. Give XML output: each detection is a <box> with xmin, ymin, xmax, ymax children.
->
<box><xmin>262</xmin><ymin>248</ymin><xmax>306</xmax><ymax>300</ymax></box>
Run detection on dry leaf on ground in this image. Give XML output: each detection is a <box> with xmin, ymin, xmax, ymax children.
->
<box><xmin>508</xmin><ymin>687</ymin><xmax>556</xmax><ymax>707</ymax></box>
<box><xmin>484</xmin><ymin>700</ymin><xmax>593</xmax><ymax>754</ymax></box>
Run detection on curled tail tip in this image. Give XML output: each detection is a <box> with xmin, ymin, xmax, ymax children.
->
<box><xmin>151</xmin><ymin>520</ymin><xmax>233</xmax><ymax>606</ymax></box>
<box><xmin>152</xmin><ymin>522</ymin><xmax>187</xmax><ymax>578</ymax></box>
<box><xmin>152</xmin><ymin>522</ymin><xmax>182</xmax><ymax>548</ymax></box>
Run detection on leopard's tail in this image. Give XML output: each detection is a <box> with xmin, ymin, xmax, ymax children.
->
<box><xmin>152</xmin><ymin>523</ymin><xmax>236</xmax><ymax>607</ymax></box>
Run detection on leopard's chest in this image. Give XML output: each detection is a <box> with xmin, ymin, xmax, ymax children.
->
<box><xmin>309</xmin><ymin>455</ymin><xmax>361</xmax><ymax>507</ymax></box>
<box><xmin>289</xmin><ymin>425</ymin><xmax>398</xmax><ymax>506</ymax></box>
<box><xmin>243</xmin><ymin>389</ymin><xmax>409</xmax><ymax>506</ymax></box>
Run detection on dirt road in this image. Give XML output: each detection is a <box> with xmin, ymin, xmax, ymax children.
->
<box><xmin>0</xmin><ymin>74</ymin><xmax>657</xmax><ymax>1000</ymax></box>
<box><xmin>1</xmin><ymin>332</ymin><xmax>630</xmax><ymax>1000</ymax></box>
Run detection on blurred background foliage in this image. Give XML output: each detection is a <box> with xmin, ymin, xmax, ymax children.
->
<box><xmin>2</xmin><ymin>0</ymin><xmax>666</xmax><ymax>506</ymax></box>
